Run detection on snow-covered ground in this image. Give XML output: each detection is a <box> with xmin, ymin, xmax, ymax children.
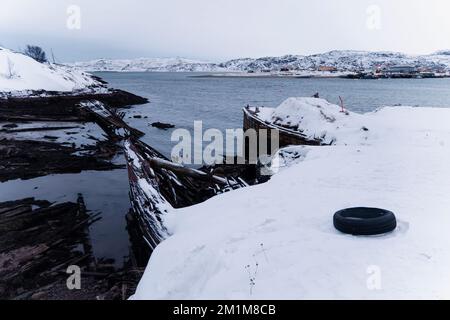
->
<box><xmin>0</xmin><ymin>47</ymin><xmax>106</xmax><ymax>97</ymax></box>
<box><xmin>132</xmin><ymin>98</ymin><xmax>450</xmax><ymax>299</ymax></box>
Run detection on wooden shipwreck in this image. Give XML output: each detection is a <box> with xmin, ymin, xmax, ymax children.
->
<box><xmin>78</xmin><ymin>100</ymin><xmax>145</xmax><ymax>138</ymax></box>
<box><xmin>123</xmin><ymin>104</ymin><xmax>327</xmax><ymax>251</ymax></box>
<box><xmin>124</xmin><ymin>138</ymin><xmax>249</xmax><ymax>250</ymax></box>
<box><xmin>243</xmin><ymin>105</ymin><xmax>323</xmax><ymax>148</ymax></box>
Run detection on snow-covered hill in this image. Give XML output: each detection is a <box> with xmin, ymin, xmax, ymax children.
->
<box><xmin>70</xmin><ymin>50</ymin><xmax>450</xmax><ymax>73</ymax></box>
<box><xmin>71</xmin><ymin>57</ymin><xmax>222</xmax><ymax>72</ymax></box>
<box><xmin>0</xmin><ymin>47</ymin><xmax>106</xmax><ymax>95</ymax></box>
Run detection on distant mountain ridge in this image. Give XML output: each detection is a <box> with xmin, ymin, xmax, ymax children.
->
<box><xmin>69</xmin><ymin>50</ymin><xmax>450</xmax><ymax>73</ymax></box>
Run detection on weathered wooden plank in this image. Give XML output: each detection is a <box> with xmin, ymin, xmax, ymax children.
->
<box><xmin>79</xmin><ymin>100</ymin><xmax>145</xmax><ymax>138</ymax></box>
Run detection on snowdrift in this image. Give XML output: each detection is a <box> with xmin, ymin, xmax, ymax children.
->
<box><xmin>132</xmin><ymin>98</ymin><xmax>450</xmax><ymax>300</ymax></box>
<box><xmin>257</xmin><ymin>97</ymin><xmax>450</xmax><ymax>147</ymax></box>
<box><xmin>0</xmin><ymin>47</ymin><xmax>105</xmax><ymax>96</ymax></box>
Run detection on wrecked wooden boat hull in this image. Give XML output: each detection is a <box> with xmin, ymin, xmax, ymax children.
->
<box><xmin>124</xmin><ymin>139</ymin><xmax>171</xmax><ymax>249</ymax></box>
<box><xmin>79</xmin><ymin>100</ymin><xmax>145</xmax><ymax>138</ymax></box>
<box><xmin>124</xmin><ymin>138</ymin><xmax>248</xmax><ymax>250</ymax></box>
<box><xmin>243</xmin><ymin>106</ymin><xmax>323</xmax><ymax>147</ymax></box>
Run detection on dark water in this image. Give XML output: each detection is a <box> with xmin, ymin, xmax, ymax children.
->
<box><xmin>2</xmin><ymin>72</ymin><xmax>450</xmax><ymax>265</ymax></box>
<box><xmin>99</xmin><ymin>72</ymin><xmax>450</xmax><ymax>157</ymax></box>
<box><xmin>0</xmin><ymin>166</ymin><xmax>131</xmax><ymax>265</ymax></box>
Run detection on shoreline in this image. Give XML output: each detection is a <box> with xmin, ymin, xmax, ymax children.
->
<box><xmin>191</xmin><ymin>72</ymin><xmax>450</xmax><ymax>79</ymax></box>
<box><xmin>0</xmin><ymin>89</ymin><xmax>148</xmax><ymax>122</ymax></box>
<box><xmin>0</xmin><ymin>88</ymin><xmax>148</xmax><ymax>108</ymax></box>
<box><xmin>76</xmin><ymin>70</ymin><xmax>450</xmax><ymax>80</ymax></box>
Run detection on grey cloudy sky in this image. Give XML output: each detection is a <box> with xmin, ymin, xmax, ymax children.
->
<box><xmin>1</xmin><ymin>0</ymin><xmax>450</xmax><ymax>62</ymax></box>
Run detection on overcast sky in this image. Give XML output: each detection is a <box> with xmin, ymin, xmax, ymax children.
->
<box><xmin>1</xmin><ymin>0</ymin><xmax>450</xmax><ymax>62</ymax></box>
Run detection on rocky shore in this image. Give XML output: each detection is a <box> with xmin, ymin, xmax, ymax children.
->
<box><xmin>0</xmin><ymin>89</ymin><xmax>148</xmax><ymax>121</ymax></box>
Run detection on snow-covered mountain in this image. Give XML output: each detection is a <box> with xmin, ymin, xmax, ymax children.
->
<box><xmin>70</xmin><ymin>50</ymin><xmax>450</xmax><ymax>73</ymax></box>
<box><xmin>70</xmin><ymin>57</ymin><xmax>222</xmax><ymax>72</ymax></box>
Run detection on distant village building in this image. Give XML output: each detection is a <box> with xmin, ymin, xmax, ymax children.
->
<box><xmin>385</xmin><ymin>65</ymin><xmax>417</xmax><ymax>75</ymax></box>
<box><xmin>417</xmin><ymin>67</ymin><xmax>432</xmax><ymax>73</ymax></box>
<box><xmin>318</xmin><ymin>66</ymin><xmax>338</xmax><ymax>72</ymax></box>
<box><xmin>280</xmin><ymin>67</ymin><xmax>290</xmax><ymax>72</ymax></box>
<box><xmin>374</xmin><ymin>65</ymin><xmax>383</xmax><ymax>74</ymax></box>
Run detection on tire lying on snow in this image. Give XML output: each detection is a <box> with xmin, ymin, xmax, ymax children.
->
<box><xmin>333</xmin><ymin>207</ymin><xmax>397</xmax><ymax>235</ymax></box>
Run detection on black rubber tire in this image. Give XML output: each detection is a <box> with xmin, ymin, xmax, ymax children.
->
<box><xmin>333</xmin><ymin>207</ymin><xmax>397</xmax><ymax>235</ymax></box>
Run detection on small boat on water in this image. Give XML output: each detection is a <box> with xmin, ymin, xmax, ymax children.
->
<box><xmin>243</xmin><ymin>105</ymin><xmax>323</xmax><ymax>148</ymax></box>
<box><xmin>124</xmin><ymin>138</ymin><xmax>249</xmax><ymax>250</ymax></box>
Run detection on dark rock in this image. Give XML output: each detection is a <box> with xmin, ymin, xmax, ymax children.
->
<box><xmin>2</xmin><ymin>123</ymin><xmax>18</xmax><ymax>129</ymax></box>
<box><xmin>31</xmin><ymin>291</ymin><xmax>47</xmax><ymax>300</ymax></box>
<box><xmin>43</xmin><ymin>135</ymin><xmax>58</xmax><ymax>140</ymax></box>
<box><xmin>151</xmin><ymin>122</ymin><xmax>175</xmax><ymax>130</ymax></box>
